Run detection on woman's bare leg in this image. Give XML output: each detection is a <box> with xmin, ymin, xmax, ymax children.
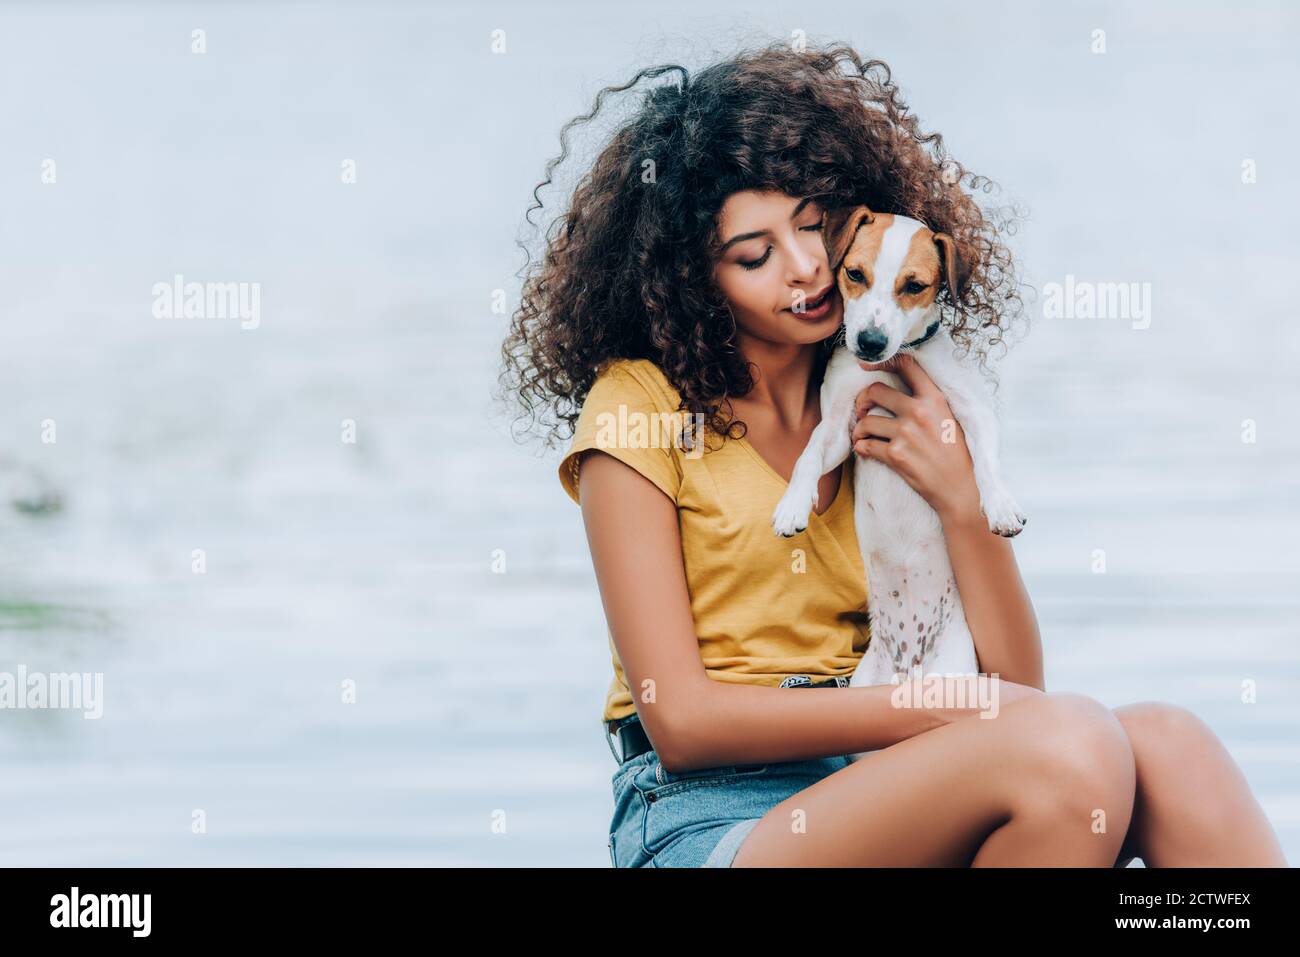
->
<box><xmin>732</xmin><ymin>693</ymin><xmax>1136</xmax><ymax>867</ymax></box>
<box><xmin>1110</xmin><ymin>702</ymin><xmax>1288</xmax><ymax>867</ymax></box>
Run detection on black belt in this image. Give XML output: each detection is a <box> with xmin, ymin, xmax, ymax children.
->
<box><xmin>604</xmin><ymin>675</ymin><xmax>851</xmax><ymax>764</ymax></box>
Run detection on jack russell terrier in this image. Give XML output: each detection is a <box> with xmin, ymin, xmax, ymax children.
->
<box><xmin>770</xmin><ymin>205</ymin><xmax>1025</xmax><ymax>757</ymax></box>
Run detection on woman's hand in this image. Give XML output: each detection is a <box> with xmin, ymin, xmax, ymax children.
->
<box><xmin>851</xmin><ymin>353</ymin><xmax>981</xmax><ymax>522</ymax></box>
<box><xmin>920</xmin><ymin>675</ymin><xmax>1044</xmax><ymax>730</ymax></box>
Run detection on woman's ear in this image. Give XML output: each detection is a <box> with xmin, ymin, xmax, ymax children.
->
<box><xmin>823</xmin><ymin>205</ymin><xmax>874</xmax><ymax>273</ymax></box>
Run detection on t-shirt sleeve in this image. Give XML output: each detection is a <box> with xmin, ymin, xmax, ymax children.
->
<box><xmin>557</xmin><ymin>363</ymin><xmax>684</xmax><ymax>507</ymax></box>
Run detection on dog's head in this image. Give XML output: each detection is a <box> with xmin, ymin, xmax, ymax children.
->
<box><xmin>822</xmin><ymin>204</ymin><xmax>962</xmax><ymax>365</ymax></box>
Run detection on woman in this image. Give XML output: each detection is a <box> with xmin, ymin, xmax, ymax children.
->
<box><xmin>498</xmin><ymin>41</ymin><xmax>1287</xmax><ymax>867</ymax></box>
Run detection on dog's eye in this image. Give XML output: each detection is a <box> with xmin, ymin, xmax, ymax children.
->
<box><xmin>903</xmin><ymin>280</ymin><xmax>928</xmax><ymax>295</ymax></box>
<box><xmin>845</xmin><ymin>268</ymin><xmax>866</xmax><ymax>284</ymax></box>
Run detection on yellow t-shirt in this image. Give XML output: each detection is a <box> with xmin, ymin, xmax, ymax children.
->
<box><xmin>558</xmin><ymin>357</ymin><xmax>871</xmax><ymax>726</ymax></box>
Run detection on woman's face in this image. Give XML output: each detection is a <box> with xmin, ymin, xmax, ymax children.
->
<box><xmin>711</xmin><ymin>189</ymin><xmax>843</xmax><ymax>346</ymax></box>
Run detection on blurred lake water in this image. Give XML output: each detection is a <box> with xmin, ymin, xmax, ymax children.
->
<box><xmin>0</xmin><ymin>1</ymin><xmax>1296</xmax><ymax>865</ymax></box>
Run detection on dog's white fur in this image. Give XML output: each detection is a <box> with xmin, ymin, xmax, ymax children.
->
<box><xmin>770</xmin><ymin>210</ymin><xmax>1025</xmax><ymax>762</ymax></box>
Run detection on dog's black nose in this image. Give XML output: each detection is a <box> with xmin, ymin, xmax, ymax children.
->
<box><xmin>856</xmin><ymin>327</ymin><xmax>889</xmax><ymax>360</ymax></box>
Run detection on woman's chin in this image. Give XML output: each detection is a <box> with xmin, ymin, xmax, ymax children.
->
<box><xmin>781</xmin><ymin>305</ymin><xmax>842</xmax><ymax>338</ymax></box>
<box><xmin>783</xmin><ymin>320</ymin><xmax>839</xmax><ymax>345</ymax></box>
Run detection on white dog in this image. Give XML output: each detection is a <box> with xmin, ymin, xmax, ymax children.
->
<box><xmin>771</xmin><ymin>206</ymin><xmax>1025</xmax><ymax>758</ymax></box>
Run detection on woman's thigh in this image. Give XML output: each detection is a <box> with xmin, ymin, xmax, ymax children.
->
<box><xmin>608</xmin><ymin>745</ymin><xmax>854</xmax><ymax>867</ymax></box>
<box><xmin>732</xmin><ymin>692</ymin><xmax>1137</xmax><ymax>867</ymax></box>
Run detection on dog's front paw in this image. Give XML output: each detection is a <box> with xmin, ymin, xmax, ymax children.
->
<box><xmin>771</xmin><ymin>485</ymin><xmax>817</xmax><ymax>537</ymax></box>
<box><xmin>979</xmin><ymin>487</ymin><xmax>1027</xmax><ymax>537</ymax></box>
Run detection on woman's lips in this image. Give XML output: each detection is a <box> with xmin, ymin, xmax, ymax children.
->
<box><xmin>787</xmin><ymin>287</ymin><xmax>836</xmax><ymax>319</ymax></box>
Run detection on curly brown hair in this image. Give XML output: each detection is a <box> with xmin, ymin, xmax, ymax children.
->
<box><xmin>497</xmin><ymin>39</ymin><xmax>1028</xmax><ymax>454</ymax></box>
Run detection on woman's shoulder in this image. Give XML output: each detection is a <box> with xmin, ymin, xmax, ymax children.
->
<box><xmin>592</xmin><ymin>357</ymin><xmax>681</xmax><ymax>410</ymax></box>
<box><xmin>559</xmin><ymin>357</ymin><xmax>687</xmax><ymax>506</ymax></box>
<box><xmin>595</xmin><ymin>358</ymin><xmax>676</xmax><ymax>395</ymax></box>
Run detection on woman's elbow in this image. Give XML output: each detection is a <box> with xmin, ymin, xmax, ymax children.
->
<box><xmin>639</xmin><ymin>701</ymin><xmax>706</xmax><ymax>773</ymax></box>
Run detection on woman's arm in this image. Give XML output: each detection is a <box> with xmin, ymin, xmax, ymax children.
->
<box><xmin>939</xmin><ymin>502</ymin><xmax>1044</xmax><ymax>690</ymax></box>
<box><xmin>575</xmin><ymin>448</ymin><xmax>1034</xmax><ymax>771</ymax></box>
<box><xmin>851</xmin><ymin>355</ymin><xmax>1045</xmax><ymax>691</ymax></box>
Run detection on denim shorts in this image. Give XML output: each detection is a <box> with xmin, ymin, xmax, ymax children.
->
<box><xmin>607</xmin><ymin>730</ymin><xmax>854</xmax><ymax>868</ymax></box>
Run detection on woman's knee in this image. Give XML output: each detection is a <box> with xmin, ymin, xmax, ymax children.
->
<box><xmin>1009</xmin><ymin>693</ymin><xmax>1137</xmax><ymax>814</ymax></box>
<box><xmin>1113</xmin><ymin>701</ymin><xmax>1234</xmax><ymax>814</ymax></box>
<box><xmin>1113</xmin><ymin>700</ymin><xmax>1212</xmax><ymax>753</ymax></box>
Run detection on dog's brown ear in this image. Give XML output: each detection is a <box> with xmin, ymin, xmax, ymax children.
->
<box><xmin>823</xmin><ymin>205</ymin><xmax>873</xmax><ymax>273</ymax></box>
<box><xmin>932</xmin><ymin>231</ymin><xmax>963</xmax><ymax>302</ymax></box>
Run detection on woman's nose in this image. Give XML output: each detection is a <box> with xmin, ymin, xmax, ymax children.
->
<box><xmin>786</xmin><ymin>244</ymin><xmax>822</xmax><ymax>282</ymax></box>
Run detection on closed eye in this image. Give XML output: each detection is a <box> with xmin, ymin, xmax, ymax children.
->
<box><xmin>739</xmin><ymin>223</ymin><xmax>824</xmax><ymax>270</ymax></box>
